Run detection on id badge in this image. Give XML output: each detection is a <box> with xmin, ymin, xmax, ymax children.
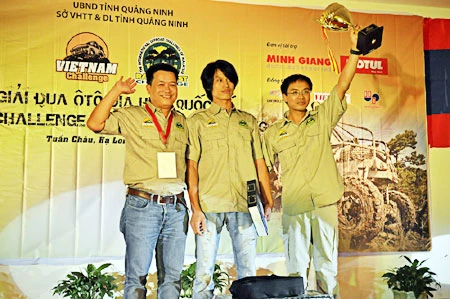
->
<box><xmin>157</xmin><ymin>152</ymin><xmax>177</xmax><ymax>178</ymax></box>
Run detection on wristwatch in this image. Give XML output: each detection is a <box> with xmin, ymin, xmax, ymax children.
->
<box><xmin>350</xmin><ymin>49</ymin><xmax>362</xmax><ymax>55</ymax></box>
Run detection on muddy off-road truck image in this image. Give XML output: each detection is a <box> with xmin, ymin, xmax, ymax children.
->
<box><xmin>331</xmin><ymin>122</ymin><xmax>416</xmax><ymax>251</ymax></box>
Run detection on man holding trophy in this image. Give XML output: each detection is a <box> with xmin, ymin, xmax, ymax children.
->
<box><xmin>262</xmin><ymin>3</ymin><xmax>382</xmax><ymax>298</ymax></box>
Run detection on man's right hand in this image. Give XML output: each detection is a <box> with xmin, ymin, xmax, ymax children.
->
<box><xmin>115</xmin><ymin>76</ymin><xmax>137</xmax><ymax>94</ymax></box>
<box><xmin>86</xmin><ymin>76</ymin><xmax>137</xmax><ymax>132</ymax></box>
<box><xmin>190</xmin><ymin>211</ymin><xmax>207</xmax><ymax>236</ymax></box>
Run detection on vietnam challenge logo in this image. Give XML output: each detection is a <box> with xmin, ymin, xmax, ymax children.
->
<box><xmin>56</xmin><ymin>32</ymin><xmax>118</xmax><ymax>83</ymax></box>
<box><xmin>136</xmin><ymin>37</ymin><xmax>188</xmax><ymax>86</ymax></box>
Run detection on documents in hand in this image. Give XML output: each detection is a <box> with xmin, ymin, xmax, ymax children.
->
<box><xmin>246</xmin><ymin>180</ymin><xmax>268</xmax><ymax>236</ymax></box>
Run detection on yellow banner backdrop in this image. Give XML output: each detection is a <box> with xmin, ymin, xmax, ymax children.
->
<box><xmin>0</xmin><ymin>0</ymin><xmax>428</xmax><ymax>260</ymax></box>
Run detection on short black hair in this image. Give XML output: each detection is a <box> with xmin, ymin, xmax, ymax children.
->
<box><xmin>280</xmin><ymin>74</ymin><xmax>313</xmax><ymax>95</ymax></box>
<box><xmin>146</xmin><ymin>63</ymin><xmax>179</xmax><ymax>84</ymax></box>
<box><xmin>201</xmin><ymin>60</ymin><xmax>239</xmax><ymax>100</ymax></box>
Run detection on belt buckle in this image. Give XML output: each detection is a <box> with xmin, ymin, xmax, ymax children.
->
<box><xmin>156</xmin><ymin>195</ymin><xmax>165</xmax><ymax>205</ymax></box>
<box><xmin>157</xmin><ymin>194</ymin><xmax>178</xmax><ymax>205</ymax></box>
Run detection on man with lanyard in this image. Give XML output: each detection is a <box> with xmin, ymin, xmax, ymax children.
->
<box><xmin>187</xmin><ymin>59</ymin><xmax>273</xmax><ymax>299</ymax></box>
<box><xmin>87</xmin><ymin>63</ymin><xmax>189</xmax><ymax>299</ymax></box>
<box><xmin>262</xmin><ymin>27</ymin><xmax>363</xmax><ymax>298</ymax></box>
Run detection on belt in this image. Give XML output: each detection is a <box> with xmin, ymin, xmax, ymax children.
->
<box><xmin>127</xmin><ymin>187</ymin><xmax>184</xmax><ymax>205</ymax></box>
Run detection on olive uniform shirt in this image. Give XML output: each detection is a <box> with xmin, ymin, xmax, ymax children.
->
<box><xmin>187</xmin><ymin>102</ymin><xmax>263</xmax><ymax>213</ymax></box>
<box><xmin>263</xmin><ymin>86</ymin><xmax>346</xmax><ymax>215</ymax></box>
<box><xmin>100</xmin><ymin>102</ymin><xmax>188</xmax><ymax>195</ymax></box>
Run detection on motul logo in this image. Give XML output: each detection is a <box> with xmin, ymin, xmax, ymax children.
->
<box><xmin>340</xmin><ymin>56</ymin><xmax>388</xmax><ymax>75</ymax></box>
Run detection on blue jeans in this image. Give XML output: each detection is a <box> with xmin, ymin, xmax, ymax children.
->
<box><xmin>193</xmin><ymin>212</ymin><xmax>257</xmax><ymax>299</ymax></box>
<box><xmin>120</xmin><ymin>194</ymin><xmax>188</xmax><ymax>299</ymax></box>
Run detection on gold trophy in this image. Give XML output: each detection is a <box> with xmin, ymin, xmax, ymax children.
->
<box><xmin>319</xmin><ymin>2</ymin><xmax>353</xmax><ymax>31</ymax></box>
<box><xmin>318</xmin><ymin>3</ymin><xmax>383</xmax><ymax>56</ymax></box>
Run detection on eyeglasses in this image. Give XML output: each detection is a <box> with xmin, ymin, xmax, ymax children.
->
<box><xmin>287</xmin><ymin>89</ymin><xmax>311</xmax><ymax>96</ymax></box>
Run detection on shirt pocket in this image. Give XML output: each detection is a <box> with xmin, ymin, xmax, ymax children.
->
<box><xmin>304</xmin><ymin>122</ymin><xmax>321</xmax><ymax>150</ymax></box>
<box><xmin>237</xmin><ymin>127</ymin><xmax>254</xmax><ymax>157</ymax></box>
<box><xmin>139</xmin><ymin>127</ymin><xmax>161</xmax><ymax>142</ymax></box>
<box><xmin>201</xmin><ymin>131</ymin><xmax>226</xmax><ymax>163</ymax></box>
<box><xmin>275</xmin><ymin>139</ymin><xmax>297</xmax><ymax>171</ymax></box>
<box><xmin>202</xmin><ymin>131</ymin><xmax>226</xmax><ymax>151</ymax></box>
<box><xmin>305</xmin><ymin>122</ymin><xmax>320</xmax><ymax>137</ymax></box>
<box><xmin>137</xmin><ymin>127</ymin><xmax>161</xmax><ymax>159</ymax></box>
<box><xmin>238</xmin><ymin>127</ymin><xmax>252</xmax><ymax>142</ymax></box>
<box><xmin>174</xmin><ymin>134</ymin><xmax>188</xmax><ymax>159</ymax></box>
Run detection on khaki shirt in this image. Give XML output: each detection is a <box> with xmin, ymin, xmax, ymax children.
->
<box><xmin>101</xmin><ymin>102</ymin><xmax>188</xmax><ymax>195</ymax></box>
<box><xmin>263</xmin><ymin>86</ymin><xmax>346</xmax><ymax>215</ymax></box>
<box><xmin>187</xmin><ymin>102</ymin><xmax>263</xmax><ymax>213</ymax></box>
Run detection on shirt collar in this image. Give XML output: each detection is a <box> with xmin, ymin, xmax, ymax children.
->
<box><xmin>147</xmin><ymin>101</ymin><xmax>174</xmax><ymax>116</ymax></box>
<box><xmin>282</xmin><ymin>110</ymin><xmax>290</xmax><ymax>123</ymax></box>
<box><xmin>282</xmin><ymin>110</ymin><xmax>311</xmax><ymax>126</ymax></box>
<box><xmin>208</xmin><ymin>101</ymin><xmax>236</xmax><ymax>115</ymax></box>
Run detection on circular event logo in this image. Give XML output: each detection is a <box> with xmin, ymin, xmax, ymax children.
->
<box><xmin>136</xmin><ymin>37</ymin><xmax>188</xmax><ymax>86</ymax></box>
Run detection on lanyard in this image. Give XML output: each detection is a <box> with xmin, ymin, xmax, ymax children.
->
<box><xmin>145</xmin><ymin>104</ymin><xmax>173</xmax><ymax>145</ymax></box>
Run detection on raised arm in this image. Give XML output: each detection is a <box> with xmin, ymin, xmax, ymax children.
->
<box><xmin>336</xmin><ymin>26</ymin><xmax>361</xmax><ymax>100</ymax></box>
<box><xmin>86</xmin><ymin>76</ymin><xmax>137</xmax><ymax>132</ymax></box>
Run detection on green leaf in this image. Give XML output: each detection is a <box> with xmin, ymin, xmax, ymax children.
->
<box><xmin>52</xmin><ymin>263</ymin><xmax>117</xmax><ymax>298</ymax></box>
<box><xmin>381</xmin><ymin>256</ymin><xmax>441</xmax><ymax>297</ymax></box>
<box><xmin>97</xmin><ymin>263</ymin><xmax>112</xmax><ymax>272</ymax></box>
<box><xmin>180</xmin><ymin>262</ymin><xmax>229</xmax><ymax>298</ymax></box>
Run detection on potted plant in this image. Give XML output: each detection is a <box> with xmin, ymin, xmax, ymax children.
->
<box><xmin>382</xmin><ymin>255</ymin><xmax>441</xmax><ymax>298</ymax></box>
<box><xmin>180</xmin><ymin>262</ymin><xmax>229</xmax><ymax>298</ymax></box>
<box><xmin>52</xmin><ymin>263</ymin><xmax>118</xmax><ymax>299</ymax></box>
